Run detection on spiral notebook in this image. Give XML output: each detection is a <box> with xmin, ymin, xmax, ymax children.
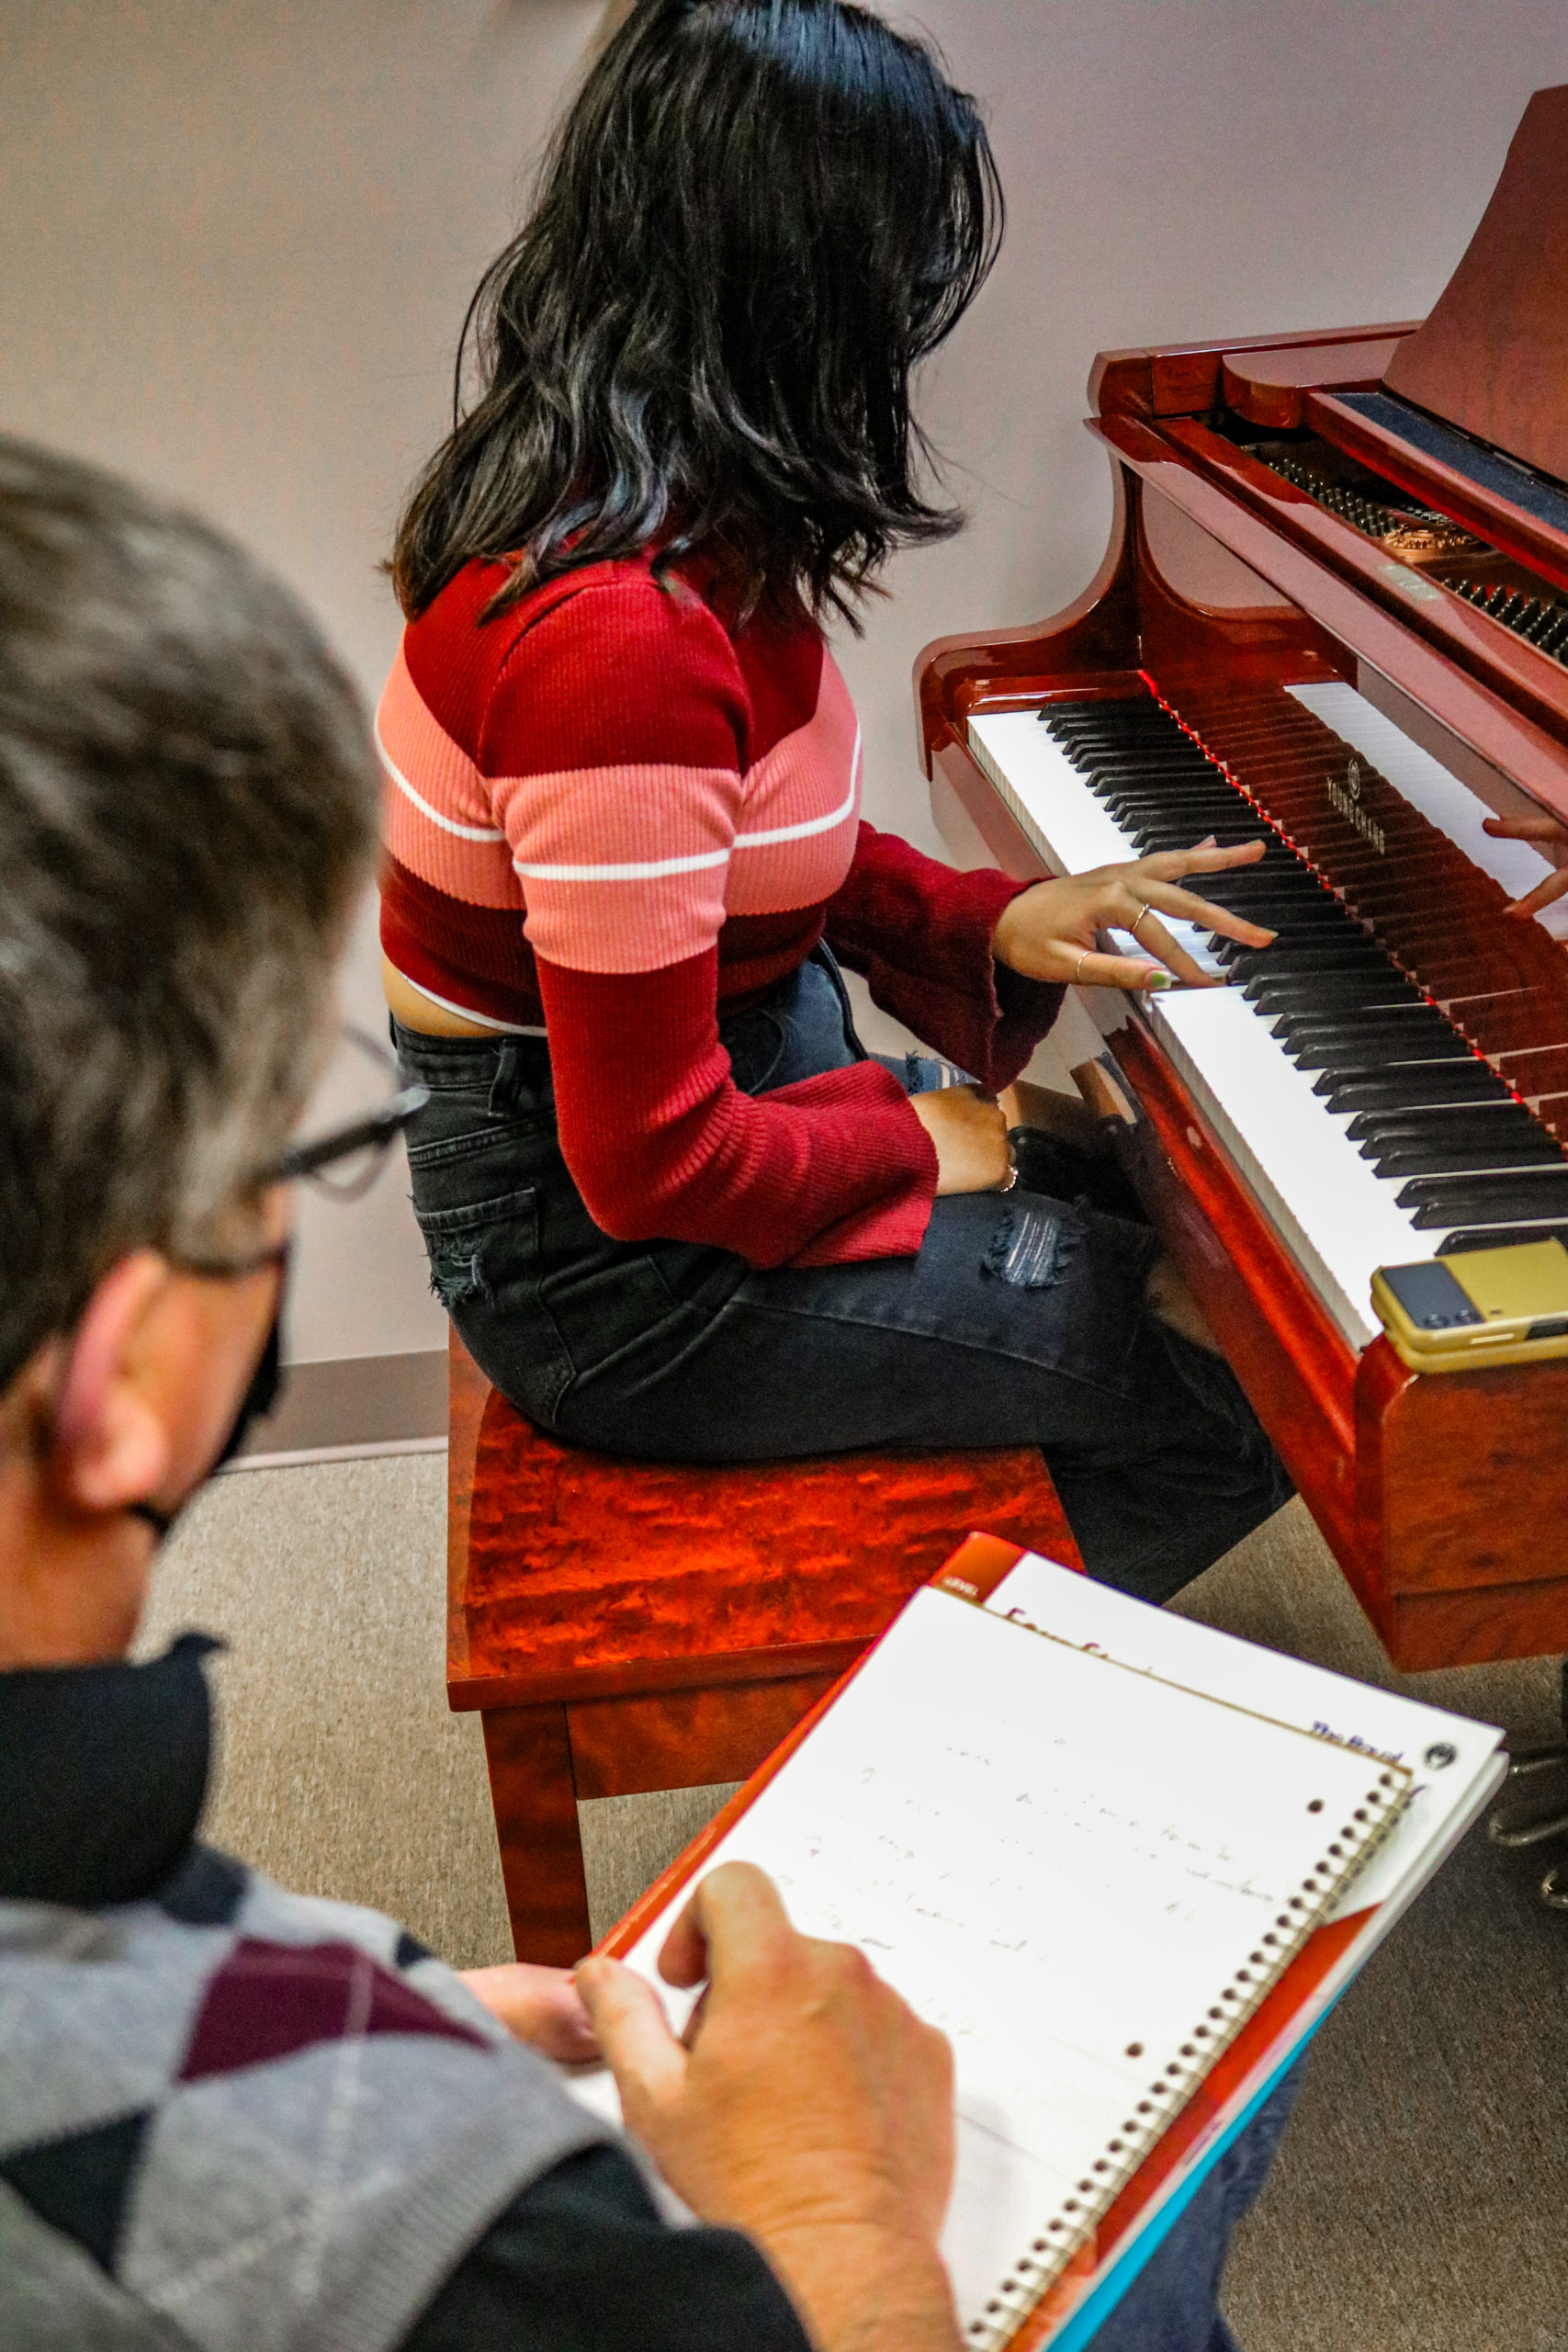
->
<box><xmin>588</xmin><ymin>1546</ymin><xmax>1503</xmax><ymax>2349</ymax></box>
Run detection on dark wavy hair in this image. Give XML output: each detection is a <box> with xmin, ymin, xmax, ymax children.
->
<box><xmin>391</xmin><ymin>0</ymin><xmax>1002</xmax><ymax>627</ymax></box>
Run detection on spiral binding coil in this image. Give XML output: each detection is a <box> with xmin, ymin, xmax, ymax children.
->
<box><xmin>963</xmin><ymin>1769</ymin><xmax>1410</xmax><ymax>2350</ymax></box>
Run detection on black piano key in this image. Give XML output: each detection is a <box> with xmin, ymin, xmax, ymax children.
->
<box><xmin>1219</xmin><ymin>921</ymin><xmax>1356</xmax><ymax>949</ymax></box>
<box><xmin>1371</xmin><ymin>1136</ymin><xmax>1565</xmax><ymax>1180</ymax></box>
<box><xmin>1277</xmin><ymin>1009</ymin><xmax>1457</xmax><ymax>1052</ymax></box>
<box><xmin>1439</xmin><ymin>1222</ymin><xmax>1568</xmax><ymax>1255</ymax></box>
<box><xmin>1273</xmin><ymin>991</ymin><xmax>1440</xmax><ymax>1028</ymax></box>
<box><xmin>1098</xmin><ymin>791</ymin><xmax>1242</xmax><ymax>821</ymax></box>
<box><xmin>1313</xmin><ymin>1048</ymin><xmax>1478</xmax><ymax>1095</ymax></box>
<box><xmin>1320</xmin><ymin>1063</ymin><xmax>1510</xmax><ymax>1114</ymax></box>
<box><xmin>1044</xmin><ymin>718</ymin><xmax>1176</xmax><ymax>747</ymax></box>
<box><xmin>1102</xmin><ymin>783</ymin><xmax>1260</xmax><ymax>810</ymax></box>
<box><xmin>1220</xmin><ymin>944</ymin><xmax>1383</xmax><ymax>983</ymax></box>
<box><xmin>1114</xmin><ymin>803</ymin><xmax>1277</xmax><ymax>831</ymax></box>
<box><xmin>1206</xmin><ymin>892</ymin><xmax>1344</xmax><ymax>920</ymax></box>
<box><xmin>1198</xmin><ymin>863</ymin><xmax>1336</xmax><ymax>888</ymax></box>
<box><xmin>1348</xmin><ymin>1104</ymin><xmax>1544</xmax><ymax>1151</ymax></box>
<box><xmin>1197</xmin><ymin>873</ymin><xmax>1326</xmax><ymax>900</ymax></box>
<box><xmin>1248</xmin><ymin>975</ymin><xmax>1424</xmax><ymax>1014</ymax></box>
<box><xmin>1222</xmin><ymin>917</ymin><xmax>1382</xmax><ymax>955</ymax></box>
<box><xmin>1293</xmin><ymin>1034</ymin><xmax>1472</xmax><ymax>1079</ymax></box>
<box><xmin>1089</xmin><ymin>765</ymin><xmax>1235</xmax><ymax>789</ymax></box>
<box><xmin>1101</xmin><ymin>802</ymin><xmax>1247</xmax><ymax>833</ymax></box>
<box><xmin>1092</xmin><ymin>786</ymin><xmax>1235</xmax><ymax>808</ymax></box>
<box><xmin>1175</xmin><ymin>894</ymin><xmax>1330</xmax><ymax>929</ymax></box>
<box><xmin>1080</xmin><ymin>747</ymin><xmax>1214</xmax><ymax>769</ymax></box>
<box><xmin>1400</xmin><ymin>1168</ymin><xmax>1568</xmax><ymax>1227</ymax></box>
<box><xmin>1130</xmin><ymin>831</ymin><xmax>1290</xmax><ymax>862</ymax></box>
<box><xmin>1197</xmin><ymin>866</ymin><xmax>1335</xmax><ymax>894</ymax></box>
<box><xmin>1114</xmin><ymin>818</ymin><xmax>1279</xmax><ymax>846</ymax></box>
<box><xmin>1043</xmin><ymin>696</ymin><xmax>1168</xmax><ymax>722</ymax></box>
<box><xmin>1214</xmin><ymin>918</ymin><xmax>1352</xmax><ymax>951</ymax></box>
<box><xmin>1275</xmin><ymin>1008</ymin><xmax>1459</xmax><ymax>1056</ymax></box>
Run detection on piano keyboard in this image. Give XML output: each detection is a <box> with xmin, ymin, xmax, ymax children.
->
<box><xmin>968</xmin><ymin>689</ymin><xmax>1568</xmax><ymax>1351</ymax></box>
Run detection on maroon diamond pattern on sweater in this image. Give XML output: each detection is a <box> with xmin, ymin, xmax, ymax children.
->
<box><xmin>177</xmin><ymin>1939</ymin><xmax>488</xmax><ymax>2082</ymax></box>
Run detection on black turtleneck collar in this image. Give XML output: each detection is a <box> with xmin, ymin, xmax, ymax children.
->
<box><xmin>0</xmin><ymin>1632</ymin><xmax>220</xmax><ymax>1906</ymax></box>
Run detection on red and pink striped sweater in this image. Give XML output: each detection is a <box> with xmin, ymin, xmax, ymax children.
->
<box><xmin>378</xmin><ymin>555</ymin><xmax>1061</xmax><ymax>1267</ymax></box>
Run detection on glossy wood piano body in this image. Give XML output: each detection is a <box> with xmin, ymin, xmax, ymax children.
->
<box><xmin>916</xmin><ymin>146</ymin><xmax>1568</xmax><ymax>1669</ymax></box>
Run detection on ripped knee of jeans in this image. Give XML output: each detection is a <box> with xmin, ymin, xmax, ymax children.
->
<box><xmin>426</xmin><ymin>1240</ymin><xmax>494</xmax><ymax>1313</ymax></box>
<box><xmin>983</xmin><ymin>1200</ymin><xmax>1073</xmax><ymax>1290</ymax></box>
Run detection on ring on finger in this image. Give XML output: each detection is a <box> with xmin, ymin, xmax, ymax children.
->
<box><xmin>1130</xmin><ymin>900</ymin><xmax>1151</xmax><ymax>936</ymax></box>
<box><xmin>1073</xmin><ymin>947</ymin><xmax>1090</xmax><ymax>983</ymax></box>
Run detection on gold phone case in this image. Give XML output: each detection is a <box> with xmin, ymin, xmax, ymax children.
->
<box><xmin>1372</xmin><ymin>1238</ymin><xmax>1568</xmax><ymax>1373</ymax></box>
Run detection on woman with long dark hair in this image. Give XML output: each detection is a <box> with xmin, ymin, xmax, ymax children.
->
<box><xmin>379</xmin><ymin>0</ymin><xmax>1291</xmax><ymax>1600</ymax></box>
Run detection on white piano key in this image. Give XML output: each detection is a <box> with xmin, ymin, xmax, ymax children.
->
<box><xmin>969</xmin><ymin>713</ymin><xmax>1227</xmax><ymax>978</ymax></box>
<box><xmin>1288</xmin><ymin>680</ymin><xmax>1568</xmax><ymax>940</ymax></box>
<box><xmin>1147</xmin><ymin>989</ymin><xmax>1424</xmax><ymax>1349</ymax></box>
<box><xmin>969</xmin><ymin>711</ymin><xmax>1134</xmax><ymax>876</ymax></box>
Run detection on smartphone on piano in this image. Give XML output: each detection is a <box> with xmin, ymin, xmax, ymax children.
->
<box><xmin>1371</xmin><ymin>1238</ymin><xmax>1568</xmax><ymax>1373</ymax></box>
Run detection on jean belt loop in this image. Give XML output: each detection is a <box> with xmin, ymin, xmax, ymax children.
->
<box><xmin>809</xmin><ymin>940</ymin><xmax>870</xmax><ymax>1062</ymax></box>
<box><xmin>487</xmin><ymin>1036</ymin><xmax>526</xmax><ymax>1120</ymax></box>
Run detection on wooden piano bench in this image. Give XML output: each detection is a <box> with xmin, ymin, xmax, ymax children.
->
<box><xmin>446</xmin><ymin>1330</ymin><xmax>1079</xmax><ymax>1962</ymax></box>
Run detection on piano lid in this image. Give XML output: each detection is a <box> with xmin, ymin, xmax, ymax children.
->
<box><xmin>1381</xmin><ymin>84</ymin><xmax>1568</xmax><ymax>490</ymax></box>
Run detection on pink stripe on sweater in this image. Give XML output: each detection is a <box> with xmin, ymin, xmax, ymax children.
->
<box><xmin>498</xmin><ymin>761</ymin><xmax>741</xmax><ymax>974</ymax></box>
<box><xmin>378</xmin><ymin>650</ymin><xmax>519</xmax><ymax>910</ymax></box>
<box><xmin>726</xmin><ymin>658</ymin><xmax>862</xmax><ymax>916</ymax></box>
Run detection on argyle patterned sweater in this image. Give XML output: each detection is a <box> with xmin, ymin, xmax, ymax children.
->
<box><xmin>378</xmin><ymin>555</ymin><xmax>1063</xmax><ymax>1269</ymax></box>
<box><xmin>0</xmin><ymin>1845</ymin><xmax>611</xmax><ymax>2352</ymax></box>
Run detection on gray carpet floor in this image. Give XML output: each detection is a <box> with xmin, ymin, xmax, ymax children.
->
<box><xmin>139</xmin><ymin>1461</ymin><xmax>1568</xmax><ymax>2348</ymax></box>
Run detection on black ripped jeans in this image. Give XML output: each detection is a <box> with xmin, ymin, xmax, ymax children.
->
<box><xmin>395</xmin><ymin>953</ymin><xmax>1290</xmax><ymax>1601</ymax></box>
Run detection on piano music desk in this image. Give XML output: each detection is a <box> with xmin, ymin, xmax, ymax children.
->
<box><xmin>446</xmin><ymin>1332</ymin><xmax>1078</xmax><ymax>1962</ymax></box>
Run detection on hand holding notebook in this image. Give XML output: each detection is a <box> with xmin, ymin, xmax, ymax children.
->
<box><xmin>574</xmin><ymin>1544</ymin><xmax>1505</xmax><ymax>2350</ymax></box>
<box><xmin>581</xmin><ymin>1860</ymin><xmax>964</xmax><ymax>2352</ymax></box>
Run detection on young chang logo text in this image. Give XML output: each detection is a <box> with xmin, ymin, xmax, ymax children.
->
<box><xmin>1325</xmin><ymin>757</ymin><xmax>1386</xmax><ymax>854</ymax></box>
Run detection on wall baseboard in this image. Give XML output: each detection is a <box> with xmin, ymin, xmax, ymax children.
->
<box><xmin>224</xmin><ymin>1348</ymin><xmax>447</xmax><ymax>1472</ymax></box>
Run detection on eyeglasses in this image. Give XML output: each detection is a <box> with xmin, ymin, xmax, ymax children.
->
<box><xmin>260</xmin><ymin>1025</ymin><xmax>429</xmax><ymax>1201</ymax></box>
<box><xmin>170</xmin><ymin>1028</ymin><xmax>429</xmax><ymax>1282</ymax></box>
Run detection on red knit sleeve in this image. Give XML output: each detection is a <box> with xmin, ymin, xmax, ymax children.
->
<box><xmin>824</xmin><ymin>823</ymin><xmax>1064</xmax><ymax>1091</ymax></box>
<box><xmin>537</xmin><ymin>953</ymin><xmax>937</xmax><ymax>1267</ymax></box>
<box><xmin>478</xmin><ymin>576</ymin><xmax>938</xmax><ymax>1266</ymax></box>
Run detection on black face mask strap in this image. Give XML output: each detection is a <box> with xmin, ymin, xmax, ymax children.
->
<box><xmin>126</xmin><ymin>1312</ymin><xmax>286</xmax><ymax>1544</ymax></box>
<box><xmin>213</xmin><ymin>1315</ymin><xmax>283</xmax><ymax>1472</ymax></box>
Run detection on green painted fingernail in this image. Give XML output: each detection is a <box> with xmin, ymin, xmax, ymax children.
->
<box><xmin>1144</xmin><ymin>970</ymin><xmax>1175</xmax><ymax>992</ymax></box>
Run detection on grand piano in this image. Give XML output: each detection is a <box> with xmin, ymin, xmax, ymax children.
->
<box><xmin>916</xmin><ymin>85</ymin><xmax>1568</xmax><ymax>1672</ymax></box>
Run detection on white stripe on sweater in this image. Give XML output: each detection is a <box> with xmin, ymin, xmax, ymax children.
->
<box><xmin>733</xmin><ymin>734</ymin><xmax>861</xmax><ymax>850</ymax></box>
<box><xmin>378</xmin><ymin>720</ymin><xmax>506</xmax><ymax>844</ymax></box>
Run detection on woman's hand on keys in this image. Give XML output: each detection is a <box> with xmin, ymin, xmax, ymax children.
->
<box><xmin>1483</xmin><ymin>808</ymin><xmax>1568</xmax><ymax>919</ymax></box>
<box><xmin>990</xmin><ymin>837</ymin><xmax>1275</xmax><ymax>989</ymax></box>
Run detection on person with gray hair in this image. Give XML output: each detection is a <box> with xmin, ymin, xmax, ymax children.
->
<box><xmin>0</xmin><ymin>436</ymin><xmax>1297</xmax><ymax>2352</ymax></box>
<box><xmin>0</xmin><ymin>435</ymin><xmax>966</xmax><ymax>2352</ymax></box>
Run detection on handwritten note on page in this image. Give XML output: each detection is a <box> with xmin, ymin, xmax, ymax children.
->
<box><xmin>981</xmin><ymin>1552</ymin><xmax>1503</xmax><ymax>1925</ymax></box>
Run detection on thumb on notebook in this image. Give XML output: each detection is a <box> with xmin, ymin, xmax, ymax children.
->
<box><xmin>577</xmin><ymin>1863</ymin><xmax>964</xmax><ymax>2352</ymax></box>
<box><xmin>573</xmin><ymin>1954</ymin><xmax>688</xmax><ymax>2109</ymax></box>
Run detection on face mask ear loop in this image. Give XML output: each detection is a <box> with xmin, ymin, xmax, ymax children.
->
<box><xmin>123</xmin><ymin>1273</ymin><xmax>289</xmax><ymax>1545</ymax></box>
<box><xmin>127</xmin><ymin>1500</ymin><xmax>176</xmax><ymax>1540</ymax></box>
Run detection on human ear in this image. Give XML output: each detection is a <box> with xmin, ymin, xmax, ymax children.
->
<box><xmin>50</xmin><ymin>1251</ymin><xmax>177</xmax><ymax>1515</ymax></box>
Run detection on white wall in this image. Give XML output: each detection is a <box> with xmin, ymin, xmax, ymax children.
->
<box><xmin>5</xmin><ymin>1</ymin><xmax>1567</xmax><ymax>1360</ymax></box>
<box><xmin>0</xmin><ymin>0</ymin><xmax>606</xmax><ymax>1361</ymax></box>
